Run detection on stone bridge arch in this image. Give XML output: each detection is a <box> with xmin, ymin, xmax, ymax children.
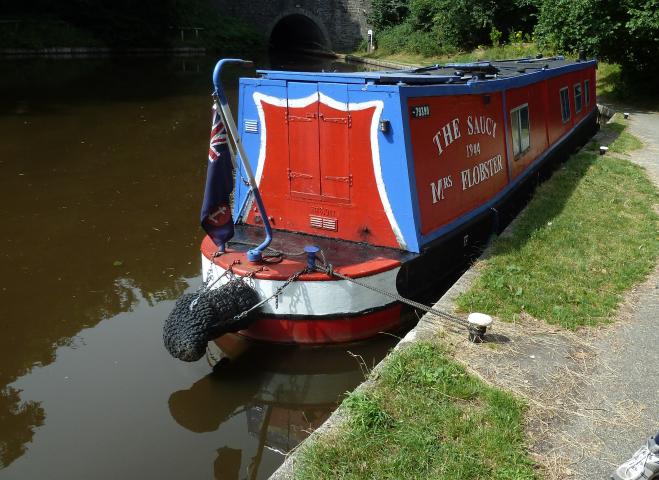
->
<box><xmin>213</xmin><ymin>0</ymin><xmax>371</xmax><ymax>52</ymax></box>
<box><xmin>268</xmin><ymin>10</ymin><xmax>332</xmax><ymax>50</ymax></box>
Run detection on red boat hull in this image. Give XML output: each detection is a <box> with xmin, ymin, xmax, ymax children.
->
<box><xmin>238</xmin><ymin>304</ymin><xmax>404</xmax><ymax>344</ymax></box>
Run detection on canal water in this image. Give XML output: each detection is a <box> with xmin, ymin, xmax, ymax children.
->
<box><xmin>0</xmin><ymin>52</ymin><xmax>416</xmax><ymax>479</ymax></box>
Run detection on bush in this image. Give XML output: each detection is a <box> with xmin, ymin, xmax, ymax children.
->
<box><xmin>377</xmin><ymin>22</ymin><xmax>457</xmax><ymax>56</ymax></box>
<box><xmin>534</xmin><ymin>0</ymin><xmax>659</xmax><ymax>77</ymax></box>
<box><xmin>171</xmin><ymin>0</ymin><xmax>263</xmax><ymax>52</ymax></box>
<box><xmin>534</xmin><ymin>0</ymin><xmax>624</xmax><ymax>59</ymax></box>
<box><xmin>370</xmin><ymin>0</ymin><xmax>537</xmax><ymax>55</ymax></box>
<box><xmin>0</xmin><ymin>0</ymin><xmax>264</xmax><ymax>51</ymax></box>
<box><xmin>369</xmin><ymin>0</ymin><xmax>410</xmax><ymax>30</ymax></box>
<box><xmin>0</xmin><ymin>18</ymin><xmax>101</xmax><ymax>48</ymax></box>
<box><xmin>490</xmin><ymin>27</ymin><xmax>503</xmax><ymax>47</ymax></box>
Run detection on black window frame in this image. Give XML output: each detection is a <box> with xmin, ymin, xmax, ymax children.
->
<box><xmin>584</xmin><ymin>79</ymin><xmax>591</xmax><ymax>106</ymax></box>
<box><xmin>574</xmin><ymin>82</ymin><xmax>583</xmax><ymax>114</ymax></box>
<box><xmin>560</xmin><ymin>87</ymin><xmax>571</xmax><ymax>123</ymax></box>
<box><xmin>510</xmin><ymin>103</ymin><xmax>531</xmax><ymax>159</ymax></box>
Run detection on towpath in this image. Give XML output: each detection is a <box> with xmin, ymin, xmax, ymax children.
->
<box><xmin>437</xmin><ymin>108</ymin><xmax>659</xmax><ymax>480</ymax></box>
<box><xmin>554</xmin><ymin>109</ymin><xmax>659</xmax><ymax>479</ymax></box>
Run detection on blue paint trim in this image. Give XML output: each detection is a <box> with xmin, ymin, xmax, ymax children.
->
<box><xmin>257</xmin><ymin>69</ymin><xmax>459</xmax><ymax>85</ymax></box>
<box><xmin>417</xmin><ymin>108</ymin><xmax>597</xmax><ymax>247</ymax></box>
<box><xmin>258</xmin><ymin>70</ymin><xmax>370</xmax><ymax>84</ymax></box>
<box><xmin>398</xmin><ymin>92</ymin><xmax>423</xmax><ymax>252</ymax></box>
<box><xmin>345</xmin><ymin>84</ymin><xmax>419</xmax><ymax>251</ymax></box>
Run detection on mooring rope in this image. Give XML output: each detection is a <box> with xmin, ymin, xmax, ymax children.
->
<box><xmin>314</xmin><ymin>263</ymin><xmax>471</xmax><ymax>329</ymax></box>
<box><xmin>201</xmin><ymin>246</ymin><xmax>472</xmax><ymax>332</ymax></box>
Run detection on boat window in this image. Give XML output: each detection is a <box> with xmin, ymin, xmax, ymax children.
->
<box><xmin>560</xmin><ymin>87</ymin><xmax>570</xmax><ymax>123</ymax></box>
<box><xmin>584</xmin><ymin>79</ymin><xmax>591</xmax><ymax>106</ymax></box>
<box><xmin>511</xmin><ymin>104</ymin><xmax>530</xmax><ymax>158</ymax></box>
<box><xmin>574</xmin><ymin>83</ymin><xmax>583</xmax><ymax>113</ymax></box>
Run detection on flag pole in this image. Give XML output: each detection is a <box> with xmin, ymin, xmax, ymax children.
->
<box><xmin>212</xmin><ymin>58</ymin><xmax>272</xmax><ymax>263</ymax></box>
<box><xmin>213</xmin><ymin>101</ymin><xmax>237</xmax><ymax>169</ymax></box>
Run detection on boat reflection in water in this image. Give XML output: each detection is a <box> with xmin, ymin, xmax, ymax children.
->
<box><xmin>168</xmin><ymin>333</ymin><xmax>400</xmax><ymax>479</ymax></box>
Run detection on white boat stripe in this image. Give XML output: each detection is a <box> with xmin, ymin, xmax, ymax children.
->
<box><xmin>251</xmin><ymin>91</ymin><xmax>405</xmax><ymax>249</ymax></box>
<box><xmin>201</xmin><ymin>255</ymin><xmax>399</xmax><ymax>316</ymax></box>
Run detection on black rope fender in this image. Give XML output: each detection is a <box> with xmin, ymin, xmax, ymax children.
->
<box><xmin>163</xmin><ymin>256</ymin><xmax>307</xmax><ymax>362</ymax></box>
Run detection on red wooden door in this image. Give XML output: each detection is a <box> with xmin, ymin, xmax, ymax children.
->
<box><xmin>318</xmin><ymin>83</ymin><xmax>351</xmax><ymax>202</ymax></box>
<box><xmin>287</xmin><ymin>82</ymin><xmax>320</xmax><ymax>198</ymax></box>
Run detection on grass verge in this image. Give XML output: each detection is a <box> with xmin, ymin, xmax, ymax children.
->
<box><xmin>295</xmin><ymin>342</ymin><xmax>537</xmax><ymax>479</ymax></box>
<box><xmin>586</xmin><ymin>114</ymin><xmax>644</xmax><ymax>155</ymax></box>
<box><xmin>456</xmin><ymin>122</ymin><xmax>657</xmax><ymax>328</ymax></box>
<box><xmin>596</xmin><ymin>62</ymin><xmax>622</xmax><ymax>99</ymax></box>
<box><xmin>607</xmin><ymin>116</ymin><xmax>644</xmax><ymax>154</ymax></box>
<box><xmin>594</xmin><ymin>62</ymin><xmax>659</xmax><ymax>105</ymax></box>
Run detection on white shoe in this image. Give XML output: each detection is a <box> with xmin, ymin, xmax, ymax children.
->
<box><xmin>612</xmin><ymin>435</ymin><xmax>659</xmax><ymax>480</ymax></box>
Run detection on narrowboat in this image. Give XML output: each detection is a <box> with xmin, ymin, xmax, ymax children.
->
<box><xmin>164</xmin><ymin>55</ymin><xmax>598</xmax><ymax>359</ymax></box>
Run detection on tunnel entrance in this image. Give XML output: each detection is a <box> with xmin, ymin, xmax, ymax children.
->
<box><xmin>269</xmin><ymin>14</ymin><xmax>330</xmax><ymax>51</ymax></box>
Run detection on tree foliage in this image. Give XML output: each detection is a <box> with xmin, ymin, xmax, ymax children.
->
<box><xmin>0</xmin><ymin>0</ymin><xmax>262</xmax><ymax>50</ymax></box>
<box><xmin>626</xmin><ymin>0</ymin><xmax>659</xmax><ymax>72</ymax></box>
<box><xmin>534</xmin><ymin>0</ymin><xmax>659</xmax><ymax>75</ymax></box>
<box><xmin>369</xmin><ymin>0</ymin><xmax>410</xmax><ymax>30</ymax></box>
<box><xmin>369</xmin><ymin>0</ymin><xmax>537</xmax><ymax>54</ymax></box>
<box><xmin>370</xmin><ymin>0</ymin><xmax>659</xmax><ymax>79</ymax></box>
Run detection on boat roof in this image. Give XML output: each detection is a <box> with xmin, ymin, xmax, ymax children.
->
<box><xmin>257</xmin><ymin>56</ymin><xmax>596</xmax><ymax>86</ymax></box>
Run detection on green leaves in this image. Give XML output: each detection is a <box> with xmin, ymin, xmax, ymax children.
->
<box><xmin>371</xmin><ymin>0</ymin><xmax>538</xmax><ymax>55</ymax></box>
<box><xmin>369</xmin><ymin>0</ymin><xmax>411</xmax><ymax>30</ymax></box>
<box><xmin>534</xmin><ymin>0</ymin><xmax>659</xmax><ymax>77</ymax></box>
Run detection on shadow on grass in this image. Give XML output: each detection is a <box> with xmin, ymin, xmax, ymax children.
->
<box><xmin>492</xmin><ymin>151</ymin><xmax>599</xmax><ymax>257</ymax></box>
<box><xmin>483</xmin><ymin>333</ymin><xmax>511</xmax><ymax>344</ymax></box>
<box><xmin>597</xmin><ymin>68</ymin><xmax>659</xmax><ymax>113</ymax></box>
<box><xmin>504</xmin><ymin>109</ymin><xmax>641</xmax><ymax>252</ymax></box>
<box><xmin>458</xmin><ymin>115</ymin><xmax>658</xmax><ymax>328</ymax></box>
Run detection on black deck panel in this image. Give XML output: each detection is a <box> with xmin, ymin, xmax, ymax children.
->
<box><xmin>257</xmin><ymin>56</ymin><xmax>594</xmax><ymax>86</ymax></box>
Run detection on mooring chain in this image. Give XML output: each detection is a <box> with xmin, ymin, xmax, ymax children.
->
<box><xmin>231</xmin><ymin>268</ymin><xmax>308</xmax><ymax>323</ymax></box>
<box><xmin>200</xmin><ymin>247</ymin><xmax>469</xmax><ymax>331</ymax></box>
<box><xmin>203</xmin><ymin>257</ymin><xmax>239</xmax><ymax>293</ymax></box>
<box><xmin>199</xmin><ymin>250</ymin><xmax>227</xmax><ymax>292</ymax></box>
<box><xmin>314</xmin><ymin>263</ymin><xmax>470</xmax><ymax>329</ymax></box>
<box><xmin>189</xmin><ymin>253</ymin><xmax>237</xmax><ymax>312</ymax></box>
<box><xmin>242</xmin><ymin>265</ymin><xmax>266</xmax><ymax>279</ymax></box>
